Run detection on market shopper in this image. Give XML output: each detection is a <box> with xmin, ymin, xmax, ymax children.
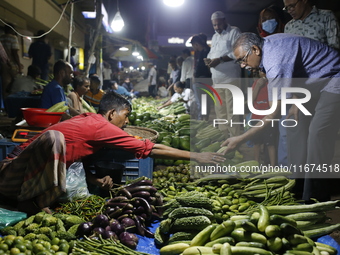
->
<box><xmin>204</xmin><ymin>11</ymin><xmax>242</xmax><ymax>137</ymax></box>
<box><xmin>147</xmin><ymin>63</ymin><xmax>157</xmax><ymax>97</ymax></box>
<box><xmin>222</xmin><ymin>32</ymin><xmax>340</xmax><ymax>202</ymax></box>
<box><xmin>40</xmin><ymin>60</ymin><xmax>73</xmax><ymax>120</ymax></box>
<box><xmin>190</xmin><ymin>33</ymin><xmax>212</xmax><ymax>120</ymax></box>
<box><xmin>67</xmin><ymin>75</ymin><xmax>90</xmax><ymax>116</ymax></box>
<box><xmin>84</xmin><ymin>75</ymin><xmax>105</xmax><ymax>111</ymax></box>
<box><xmin>283</xmin><ymin>0</ymin><xmax>340</xmax><ymax>49</ymax></box>
<box><xmin>28</xmin><ymin>30</ymin><xmax>52</xmax><ymax>81</ymax></box>
<box><xmin>109</xmin><ymin>80</ymin><xmax>132</xmax><ymax>99</ymax></box>
<box><xmin>258</xmin><ymin>5</ymin><xmax>286</xmax><ymax>37</ymax></box>
<box><xmin>180</xmin><ymin>49</ymin><xmax>194</xmax><ymax>89</ymax></box>
<box><xmin>9</xmin><ymin>65</ymin><xmax>42</xmax><ymax>94</ymax></box>
<box><xmin>157</xmin><ymin>81</ymin><xmax>195</xmax><ymax>113</ymax></box>
<box><xmin>0</xmin><ymin>24</ymin><xmax>23</xmax><ymax>98</ymax></box>
<box><xmin>0</xmin><ymin>91</ymin><xmax>224</xmax><ymax>215</ymax></box>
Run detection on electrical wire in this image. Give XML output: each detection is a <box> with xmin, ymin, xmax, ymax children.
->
<box><xmin>0</xmin><ymin>0</ymin><xmax>71</xmax><ymax>39</ymax></box>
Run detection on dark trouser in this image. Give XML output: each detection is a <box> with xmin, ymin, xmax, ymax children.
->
<box><xmin>148</xmin><ymin>85</ymin><xmax>157</xmax><ymax>97</ymax></box>
<box><xmin>185</xmin><ymin>78</ymin><xmax>191</xmax><ymax>89</ymax></box>
<box><xmin>287</xmin><ymin>92</ymin><xmax>340</xmax><ymax>202</ymax></box>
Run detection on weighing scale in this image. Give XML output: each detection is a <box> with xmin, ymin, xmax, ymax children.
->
<box><xmin>11</xmin><ymin>120</ymin><xmax>44</xmax><ymax>142</ymax></box>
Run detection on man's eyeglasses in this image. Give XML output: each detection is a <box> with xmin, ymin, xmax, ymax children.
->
<box><xmin>283</xmin><ymin>0</ymin><xmax>300</xmax><ymax>12</ymax></box>
<box><xmin>235</xmin><ymin>49</ymin><xmax>252</xmax><ymax>66</ymax></box>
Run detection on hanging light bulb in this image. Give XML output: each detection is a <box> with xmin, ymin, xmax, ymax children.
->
<box><xmin>132</xmin><ymin>45</ymin><xmax>140</xmax><ymax>56</ymax></box>
<box><xmin>163</xmin><ymin>0</ymin><xmax>184</xmax><ymax>7</ymax></box>
<box><xmin>111</xmin><ymin>0</ymin><xmax>124</xmax><ymax>32</ymax></box>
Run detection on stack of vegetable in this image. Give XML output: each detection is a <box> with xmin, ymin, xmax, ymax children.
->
<box><xmin>76</xmin><ymin>214</ymin><xmax>140</xmax><ymax>249</ymax></box>
<box><xmin>159</xmin><ymin>203</ymin><xmax>340</xmax><ymax>255</ymax></box>
<box><xmin>266</xmin><ymin>201</ymin><xmax>340</xmax><ymax>239</ymax></box>
<box><xmin>72</xmin><ymin>235</ymin><xmax>150</xmax><ymax>255</ymax></box>
<box><xmin>156</xmin><ymin>171</ymin><xmax>298</xmax><ymax>223</ymax></box>
<box><xmin>154</xmin><ymin>192</ymin><xmax>214</xmax><ymax>247</ymax></box>
<box><xmin>103</xmin><ymin>177</ymin><xmax>163</xmax><ymax>238</ymax></box>
<box><xmin>54</xmin><ymin>195</ymin><xmax>106</xmax><ymax>222</ymax></box>
<box><xmin>45</xmin><ymin>101</ymin><xmax>69</xmax><ymax>113</ymax></box>
<box><xmin>0</xmin><ymin>234</ymin><xmax>75</xmax><ymax>255</ymax></box>
<box><xmin>153</xmin><ymin>164</ymin><xmax>190</xmax><ymax>185</ymax></box>
<box><xmin>0</xmin><ymin>211</ymin><xmax>84</xmax><ymax>242</ymax></box>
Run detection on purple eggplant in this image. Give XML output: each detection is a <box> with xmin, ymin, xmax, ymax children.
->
<box><xmin>122</xmin><ymin>209</ymin><xmax>134</xmax><ymax>215</ymax></box>
<box><xmin>103</xmin><ymin>230</ymin><xmax>118</xmax><ymax>240</ymax></box>
<box><xmin>131</xmin><ymin>191</ymin><xmax>151</xmax><ymax>200</ymax></box>
<box><xmin>131</xmin><ymin>197</ymin><xmax>152</xmax><ymax>221</ymax></box>
<box><xmin>141</xmin><ymin>225</ymin><xmax>154</xmax><ymax>238</ymax></box>
<box><xmin>93</xmin><ymin>227</ymin><xmax>105</xmax><ymax>237</ymax></box>
<box><xmin>108</xmin><ymin>207</ymin><xmax>123</xmax><ymax>219</ymax></box>
<box><xmin>110</xmin><ymin>221</ymin><xmax>125</xmax><ymax>235</ymax></box>
<box><xmin>119</xmin><ymin>232</ymin><xmax>139</xmax><ymax>250</ymax></box>
<box><xmin>134</xmin><ymin>206</ymin><xmax>145</xmax><ymax>214</ymax></box>
<box><xmin>106</xmin><ymin>202</ymin><xmax>129</xmax><ymax>208</ymax></box>
<box><xmin>118</xmin><ymin>188</ymin><xmax>132</xmax><ymax>199</ymax></box>
<box><xmin>133</xmin><ymin>215</ymin><xmax>145</xmax><ymax>236</ymax></box>
<box><xmin>120</xmin><ymin>217</ymin><xmax>136</xmax><ymax>228</ymax></box>
<box><xmin>77</xmin><ymin>222</ymin><xmax>93</xmax><ymax>236</ymax></box>
<box><xmin>126</xmin><ymin>185</ymin><xmax>157</xmax><ymax>194</ymax></box>
<box><xmin>93</xmin><ymin>214</ymin><xmax>109</xmax><ymax>228</ymax></box>
<box><xmin>106</xmin><ymin>196</ymin><xmax>129</xmax><ymax>203</ymax></box>
<box><xmin>125</xmin><ymin>179</ymin><xmax>153</xmax><ymax>188</ymax></box>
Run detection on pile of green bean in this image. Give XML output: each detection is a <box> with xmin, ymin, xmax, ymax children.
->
<box><xmin>72</xmin><ymin>236</ymin><xmax>151</xmax><ymax>255</ymax></box>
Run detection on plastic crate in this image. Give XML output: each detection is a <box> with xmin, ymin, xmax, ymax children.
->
<box><xmin>0</xmin><ymin>139</ymin><xmax>19</xmax><ymax>161</ymax></box>
<box><xmin>91</xmin><ymin>148</ymin><xmax>154</xmax><ymax>182</ymax></box>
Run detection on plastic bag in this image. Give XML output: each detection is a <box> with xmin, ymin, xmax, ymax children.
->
<box><xmin>0</xmin><ymin>208</ymin><xmax>27</xmax><ymax>230</ymax></box>
<box><xmin>58</xmin><ymin>162</ymin><xmax>90</xmax><ymax>203</ymax></box>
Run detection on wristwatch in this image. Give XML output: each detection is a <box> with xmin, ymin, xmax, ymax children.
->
<box><xmin>220</xmin><ymin>56</ymin><xmax>224</xmax><ymax>63</ymax></box>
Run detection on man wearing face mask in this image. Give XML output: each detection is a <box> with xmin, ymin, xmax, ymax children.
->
<box><xmin>283</xmin><ymin>0</ymin><xmax>340</xmax><ymax>50</ymax></box>
<box><xmin>204</xmin><ymin>11</ymin><xmax>242</xmax><ymax>138</ymax></box>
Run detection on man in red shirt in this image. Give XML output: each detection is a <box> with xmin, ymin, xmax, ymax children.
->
<box><xmin>0</xmin><ymin>91</ymin><xmax>224</xmax><ymax>214</ymax></box>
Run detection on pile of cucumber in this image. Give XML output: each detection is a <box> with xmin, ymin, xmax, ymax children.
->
<box><xmin>159</xmin><ymin>202</ymin><xmax>340</xmax><ymax>255</ymax></box>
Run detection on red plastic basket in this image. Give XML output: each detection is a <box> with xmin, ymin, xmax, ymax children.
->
<box><xmin>21</xmin><ymin>108</ymin><xmax>64</xmax><ymax>127</ymax></box>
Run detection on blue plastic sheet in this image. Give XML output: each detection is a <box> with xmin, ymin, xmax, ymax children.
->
<box><xmin>317</xmin><ymin>235</ymin><xmax>340</xmax><ymax>254</ymax></box>
<box><xmin>0</xmin><ymin>208</ymin><xmax>27</xmax><ymax>230</ymax></box>
<box><xmin>136</xmin><ymin>221</ymin><xmax>160</xmax><ymax>255</ymax></box>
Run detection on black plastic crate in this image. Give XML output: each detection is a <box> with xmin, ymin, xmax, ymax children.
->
<box><xmin>91</xmin><ymin>148</ymin><xmax>154</xmax><ymax>182</ymax></box>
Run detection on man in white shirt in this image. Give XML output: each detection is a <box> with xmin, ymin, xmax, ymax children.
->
<box><xmin>204</xmin><ymin>11</ymin><xmax>242</xmax><ymax>137</ymax></box>
<box><xmin>157</xmin><ymin>81</ymin><xmax>195</xmax><ymax>113</ymax></box>
<box><xmin>148</xmin><ymin>63</ymin><xmax>157</xmax><ymax>97</ymax></box>
<box><xmin>180</xmin><ymin>49</ymin><xmax>194</xmax><ymax>89</ymax></box>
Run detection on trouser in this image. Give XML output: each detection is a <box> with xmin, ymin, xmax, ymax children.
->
<box><xmin>148</xmin><ymin>84</ymin><xmax>157</xmax><ymax>97</ymax></box>
<box><xmin>0</xmin><ymin>130</ymin><xmax>67</xmax><ymax>208</ymax></box>
<box><xmin>214</xmin><ymin>81</ymin><xmax>242</xmax><ymax>137</ymax></box>
<box><xmin>286</xmin><ymin>92</ymin><xmax>340</xmax><ymax>201</ymax></box>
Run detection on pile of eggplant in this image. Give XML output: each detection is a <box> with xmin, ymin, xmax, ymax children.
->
<box><xmin>77</xmin><ymin>214</ymin><xmax>140</xmax><ymax>249</ymax></box>
<box><xmin>104</xmin><ymin>177</ymin><xmax>163</xmax><ymax>238</ymax></box>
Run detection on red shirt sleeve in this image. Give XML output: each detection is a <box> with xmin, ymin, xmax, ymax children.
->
<box><xmin>94</xmin><ymin>120</ymin><xmax>155</xmax><ymax>159</ymax></box>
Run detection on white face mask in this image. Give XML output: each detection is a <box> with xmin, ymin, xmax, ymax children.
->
<box><xmin>262</xmin><ymin>19</ymin><xmax>278</xmax><ymax>34</ymax></box>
